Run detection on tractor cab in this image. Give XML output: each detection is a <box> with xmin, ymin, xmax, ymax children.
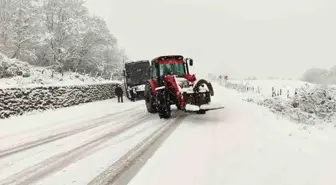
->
<box><xmin>149</xmin><ymin>55</ymin><xmax>195</xmax><ymax>85</ymax></box>
<box><xmin>151</xmin><ymin>55</ymin><xmax>192</xmax><ymax>75</ymax></box>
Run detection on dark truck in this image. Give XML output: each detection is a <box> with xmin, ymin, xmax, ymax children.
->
<box><xmin>123</xmin><ymin>60</ymin><xmax>150</xmax><ymax>101</ymax></box>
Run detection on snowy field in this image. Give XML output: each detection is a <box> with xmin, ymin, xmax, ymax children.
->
<box><xmin>227</xmin><ymin>79</ymin><xmax>336</xmax><ymax>98</ymax></box>
<box><xmin>0</xmin><ymin>53</ymin><xmax>121</xmax><ymax>89</ymax></box>
<box><xmin>227</xmin><ymin>79</ymin><xmax>312</xmax><ymax>97</ymax></box>
<box><xmin>0</xmin><ymin>83</ymin><xmax>336</xmax><ymax>185</ymax></box>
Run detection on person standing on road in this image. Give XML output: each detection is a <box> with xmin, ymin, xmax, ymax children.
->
<box><xmin>219</xmin><ymin>75</ymin><xmax>223</xmax><ymax>85</ymax></box>
<box><xmin>115</xmin><ymin>84</ymin><xmax>124</xmax><ymax>103</ymax></box>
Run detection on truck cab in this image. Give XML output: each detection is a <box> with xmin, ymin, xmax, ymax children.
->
<box><xmin>123</xmin><ymin>60</ymin><xmax>150</xmax><ymax>101</ymax></box>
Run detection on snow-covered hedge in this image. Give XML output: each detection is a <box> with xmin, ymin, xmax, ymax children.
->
<box><xmin>0</xmin><ymin>83</ymin><xmax>118</xmax><ymax>119</ymax></box>
<box><xmin>0</xmin><ymin>53</ymin><xmax>118</xmax><ymax>88</ymax></box>
<box><xmin>0</xmin><ymin>53</ymin><xmax>31</xmax><ymax>78</ymax></box>
<box><xmin>224</xmin><ymin>80</ymin><xmax>336</xmax><ymax>124</ymax></box>
<box><xmin>246</xmin><ymin>86</ymin><xmax>336</xmax><ymax>124</ymax></box>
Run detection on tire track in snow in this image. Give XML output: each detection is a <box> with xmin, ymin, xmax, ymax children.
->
<box><xmin>0</xmin><ymin>113</ymin><xmax>156</xmax><ymax>185</ymax></box>
<box><xmin>0</xmin><ymin>111</ymin><xmax>145</xmax><ymax>172</ymax></box>
<box><xmin>88</xmin><ymin>113</ymin><xmax>187</xmax><ymax>185</ymax></box>
<box><xmin>0</xmin><ymin>105</ymin><xmax>140</xmax><ymax>141</ymax></box>
<box><xmin>0</xmin><ymin>106</ymin><xmax>141</xmax><ymax>159</ymax></box>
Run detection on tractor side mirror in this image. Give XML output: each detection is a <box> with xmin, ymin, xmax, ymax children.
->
<box><xmin>189</xmin><ymin>59</ymin><xmax>193</xmax><ymax>66</ymax></box>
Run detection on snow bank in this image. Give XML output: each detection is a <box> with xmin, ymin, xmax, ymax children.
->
<box><xmin>0</xmin><ymin>53</ymin><xmax>121</xmax><ymax>88</ymax></box>
<box><xmin>224</xmin><ymin>80</ymin><xmax>336</xmax><ymax>124</ymax></box>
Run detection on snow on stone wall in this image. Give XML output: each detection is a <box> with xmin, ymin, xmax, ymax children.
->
<box><xmin>0</xmin><ymin>83</ymin><xmax>118</xmax><ymax>119</ymax></box>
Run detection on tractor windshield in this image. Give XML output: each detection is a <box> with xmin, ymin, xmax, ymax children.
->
<box><xmin>159</xmin><ymin>63</ymin><xmax>185</xmax><ymax>76</ymax></box>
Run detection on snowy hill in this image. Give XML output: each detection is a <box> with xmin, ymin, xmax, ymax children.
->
<box><xmin>0</xmin><ymin>53</ymin><xmax>121</xmax><ymax>89</ymax></box>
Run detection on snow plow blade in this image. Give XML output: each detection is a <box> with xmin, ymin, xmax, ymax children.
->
<box><xmin>200</xmin><ymin>107</ymin><xmax>224</xmax><ymax>111</ymax></box>
<box><xmin>184</xmin><ymin>104</ymin><xmax>224</xmax><ymax>113</ymax></box>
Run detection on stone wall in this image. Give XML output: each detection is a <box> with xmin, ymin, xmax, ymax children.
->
<box><xmin>0</xmin><ymin>83</ymin><xmax>118</xmax><ymax>119</ymax></box>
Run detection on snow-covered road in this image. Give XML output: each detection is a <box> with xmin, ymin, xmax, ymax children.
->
<box><xmin>0</xmin><ymin>98</ymin><xmax>185</xmax><ymax>185</ymax></box>
<box><xmin>126</xmin><ymin>84</ymin><xmax>336</xmax><ymax>185</ymax></box>
<box><xmin>1</xmin><ymin>83</ymin><xmax>336</xmax><ymax>185</ymax></box>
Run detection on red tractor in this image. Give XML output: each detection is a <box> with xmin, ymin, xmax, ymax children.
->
<box><xmin>144</xmin><ymin>55</ymin><xmax>223</xmax><ymax>119</ymax></box>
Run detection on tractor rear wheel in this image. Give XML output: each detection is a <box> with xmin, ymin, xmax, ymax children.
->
<box><xmin>144</xmin><ymin>82</ymin><xmax>157</xmax><ymax>113</ymax></box>
<box><xmin>156</xmin><ymin>89</ymin><xmax>171</xmax><ymax>119</ymax></box>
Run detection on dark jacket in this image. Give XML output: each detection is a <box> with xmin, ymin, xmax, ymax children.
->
<box><xmin>115</xmin><ymin>86</ymin><xmax>123</xmax><ymax>96</ymax></box>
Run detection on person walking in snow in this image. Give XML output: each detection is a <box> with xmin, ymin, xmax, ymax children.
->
<box><xmin>115</xmin><ymin>84</ymin><xmax>124</xmax><ymax>103</ymax></box>
<box><xmin>219</xmin><ymin>75</ymin><xmax>223</xmax><ymax>85</ymax></box>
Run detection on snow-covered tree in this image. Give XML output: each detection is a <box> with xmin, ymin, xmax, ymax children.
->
<box><xmin>300</xmin><ymin>66</ymin><xmax>336</xmax><ymax>85</ymax></box>
<box><xmin>0</xmin><ymin>0</ymin><xmax>43</xmax><ymax>62</ymax></box>
<box><xmin>74</xmin><ymin>15</ymin><xmax>119</xmax><ymax>73</ymax></box>
<box><xmin>301</xmin><ymin>67</ymin><xmax>328</xmax><ymax>84</ymax></box>
<box><xmin>0</xmin><ymin>0</ymin><xmax>126</xmax><ymax>76</ymax></box>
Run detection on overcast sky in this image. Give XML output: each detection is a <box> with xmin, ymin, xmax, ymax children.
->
<box><xmin>85</xmin><ymin>0</ymin><xmax>335</xmax><ymax>79</ymax></box>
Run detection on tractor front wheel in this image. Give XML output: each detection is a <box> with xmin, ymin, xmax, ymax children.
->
<box><xmin>156</xmin><ymin>89</ymin><xmax>171</xmax><ymax>119</ymax></box>
<box><xmin>144</xmin><ymin>82</ymin><xmax>157</xmax><ymax>113</ymax></box>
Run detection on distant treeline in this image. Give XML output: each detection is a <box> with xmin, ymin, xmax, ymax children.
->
<box><xmin>301</xmin><ymin>66</ymin><xmax>336</xmax><ymax>85</ymax></box>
